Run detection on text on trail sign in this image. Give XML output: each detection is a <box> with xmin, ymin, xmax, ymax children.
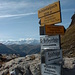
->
<box><xmin>45</xmin><ymin>50</ymin><xmax>62</xmax><ymax>64</ymax></box>
<box><xmin>40</xmin><ymin>35</ymin><xmax>60</xmax><ymax>49</ymax></box>
<box><xmin>45</xmin><ymin>25</ymin><xmax>65</xmax><ymax>35</ymax></box>
<box><xmin>38</xmin><ymin>1</ymin><xmax>60</xmax><ymax>18</ymax></box>
<box><xmin>40</xmin><ymin>11</ymin><xmax>61</xmax><ymax>25</ymax></box>
<box><xmin>41</xmin><ymin>64</ymin><xmax>61</xmax><ymax>75</ymax></box>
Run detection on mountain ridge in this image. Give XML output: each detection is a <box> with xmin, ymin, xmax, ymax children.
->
<box><xmin>61</xmin><ymin>13</ymin><xmax>75</xmax><ymax>57</ymax></box>
<box><xmin>0</xmin><ymin>43</ymin><xmax>40</xmax><ymax>56</ymax></box>
<box><xmin>0</xmin><ymin>39</ymin><xmax>40</xmax><ymax>45</ymax></box>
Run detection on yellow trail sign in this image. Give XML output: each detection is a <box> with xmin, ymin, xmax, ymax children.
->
<box><xmin>45</xmin><ymin>25</ymin><xmax>65</xmax><ymax>35</ymax></box>
<box><xmin>38</xmin><ymin>1</ymin><xmax>60</xmax><ymax>18</ymax></box>
<box><xmin>40</xmin><ymin>11</ymin><xmax>61</xmax><ymax>26</ymax></box>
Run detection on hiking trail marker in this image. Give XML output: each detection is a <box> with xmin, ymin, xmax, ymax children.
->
<box><xmin>45</xmin><ymin>25</ymin><xmax>65</xmax><ymax>35</ymax></box>
<box><xmin>41</xmin><ymin>64</ymin><xmax>61</xmax><ymax>75</ymax></box>
<box><xmin>40</xmin><ymin>35</ymin><xmax>60</xmax><ymax>49</ymax></box>
<box><xmin>38</xmin><ymin>1</ymin><xmax>60</xmax><ymax>18</ymax></box>
<box><xmin>38</xmin><ymin>1</ymin><xmax>64</xmax><ymax>75</ymax></box>
<box><xmin>38</xmin><ymin>1</ymin><xmax>61</xmax><ymax>26</ymax></box>
<box><xmin>45</xmin><ymin>49</ymin><xmax>62</xmax><ymax>64</ymax></box>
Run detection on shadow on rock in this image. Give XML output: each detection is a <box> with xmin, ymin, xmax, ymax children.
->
<box><xmin>63</xmin><ymin>68</ymin><xmax>75</xmax><ymax>75</ymax></box>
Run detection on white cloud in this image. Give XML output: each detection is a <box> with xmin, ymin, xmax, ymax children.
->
<box><xmin>0</xmin><ymin>1</ymin><xmax>29</xmax><ymax>9</ymax></box>
<box><xmin>19</xmin><ymin>38</ymin><xmax>25</xmax><ymax>41</ymax></box>
<box><xmin>0</xmin><ymin>1</ymin><xmax>45</xmax><ymax>18</ymax></box>
<box><xmin>0</xmin><ymin>12</ymin><xmax>36</xmax><ymax>18</ymax></box>
<box><xmin>0</xmin><ymin>0</ymin><xmax>54</xmax><ymax>15</ymax></box>
<box><xmin>25</xmin><ymin>38</ymin><xmax>34</xmax><ymax>40</ymax></box>
<box><xmin>0</xmin><ymin>1</ymin><xmax>35</xmax><ymax>16</ymax></box>
<box><xmin>19</xmin><ymin>38</ymin><xmax>35</xmax><ymax>41</ymax></box>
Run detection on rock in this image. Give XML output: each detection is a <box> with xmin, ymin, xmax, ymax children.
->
<box><xmin>2</xmin><ymin>69</ymin><xmax>9</xmax><ymax>75</ymax></box>
<box><xmin>1</xmin><ymin>54</ymin><xmax>75</xmax><ymax>75</ymax></box>
<box><xmin>30</xmin><ymin>55</ymin><xmax>35</xmax><ymax>60</ymax></box>
<box><xmin>30</xmin><ymin>64</ymin><xmax>41</xmax><ymax>75</ymax></box>
<box><xmin>63</xmin><ymin>57</ymin><xmax>75</xmax><ymax>69</ymax></box>
<box><xmin>25</xmin><ymin>54</ymin><xmax>35</xmax><ymax>61</ymax></box>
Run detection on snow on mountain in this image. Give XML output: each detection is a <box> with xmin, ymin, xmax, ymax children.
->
<box><xmin>0</xmin><ymin>38</ymin><xmax>40</xmax><ymax>45</ymax></box>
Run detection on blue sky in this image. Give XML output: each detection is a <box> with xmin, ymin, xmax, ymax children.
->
<box><xmin>0</xmin><ymin>0</ymin><xmax>75</xmax><ymax>41</ymax></box>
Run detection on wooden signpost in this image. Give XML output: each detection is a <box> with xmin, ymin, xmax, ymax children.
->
<box><xmin>38</xmin><ymin>1</ymin><xmax>60</xmax><ymax>18</ymax></box>
<box><xmin>38</xmin><ymin>1</ymin><xmax>61</xmax><ymax>26</ymax></box>
<box><xmin>40</xmin><ymin>25</ymin><xmax>65</xmax><ymax>35</ymax></box>
<box><xmin>45</xmin><ymin>25</ymin><xmax>65</xmax><ymax>35</ymax></box>
<box><xmin>38</xmin><ymin>1</ymin><xmax>64</xmax><ymax>75</ymax></box>
<box><xmin>40</xmin><ymin>11</ymin><xmax>61</xmax><ymax>25</ymax></box>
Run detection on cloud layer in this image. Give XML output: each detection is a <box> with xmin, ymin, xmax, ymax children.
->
<box><xmin>0</xmin><ymin>13</ymin><xmax>36</xmax><ymax>18</ymax></box>
<box><xmin>0</xmin><ymin>0</ymin><xmax>47</xmax><ymax>18</ymax></box>
<box><xmin>0</xmin><ymin>0</ymin><xmax>74</xmax><ymax>19</ymax></box>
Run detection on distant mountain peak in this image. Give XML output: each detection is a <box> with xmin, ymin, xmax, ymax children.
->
<box><xmin>69</xmin><ymin>13</ymin><xmax>75</xmax><ymax>27</ymax></box>
<box><xmin>25</xmin><ymin>38</ymin><xmax>35</xmax><ymax>40</ymax></box>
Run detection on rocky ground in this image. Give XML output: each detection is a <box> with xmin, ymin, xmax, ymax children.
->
<box><xmin>0</xmin><ymin>54</ymin><xmax>41</xmax><ymax>75</ymax></box>
<box><xmin>0</xmin><ymin>54</ymin><xmax>75</xmax><ymax>75</ymax></box>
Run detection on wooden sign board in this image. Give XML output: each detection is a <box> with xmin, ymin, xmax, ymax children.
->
<box><xmin>41</xmin><ymin>64</ymin><xmax>61</xmax><ymax>75</ymax></box>
<box><xmin>45</xmin><ymin>49</ymin><xmax>62</xmax><ymax>64</ymax></box>
<box><xmin>45</xmin><ymin>25</ymin><xmax>65</xmax><ymax>35</ymax></box>
<box><xmin>40</xmin><ymin>11</ymin><xmax>61</xmax><ymax>25</ymax></box>
<box><xmin>40</xmin><ymin>35</ymin><xmax>60</xmax><ymax>49</ymax></box>
<box><xmin>38</xmin><ymin>1</ymin><xmax>60</xmax><ymax>18</ymax></box>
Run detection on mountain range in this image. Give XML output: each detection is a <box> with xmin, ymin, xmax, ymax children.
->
<box><xmin>0</xmin><ymin>13</ymin><xmax>75</xmax><ymax>57</ymax></box>
<box><xmin>0</xmin><ymin>39</ymin><xmax>40</xmax><ymax>56</ymax></box>
<box><xmin>0</xmin><ymin>43</ymin><xmax>41</xmax><ymax>56</ymax></box>
<box><xmin>0</xmin><ymin>38</ymin><xmax>40</xmax><ymax>45</ymax></box>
